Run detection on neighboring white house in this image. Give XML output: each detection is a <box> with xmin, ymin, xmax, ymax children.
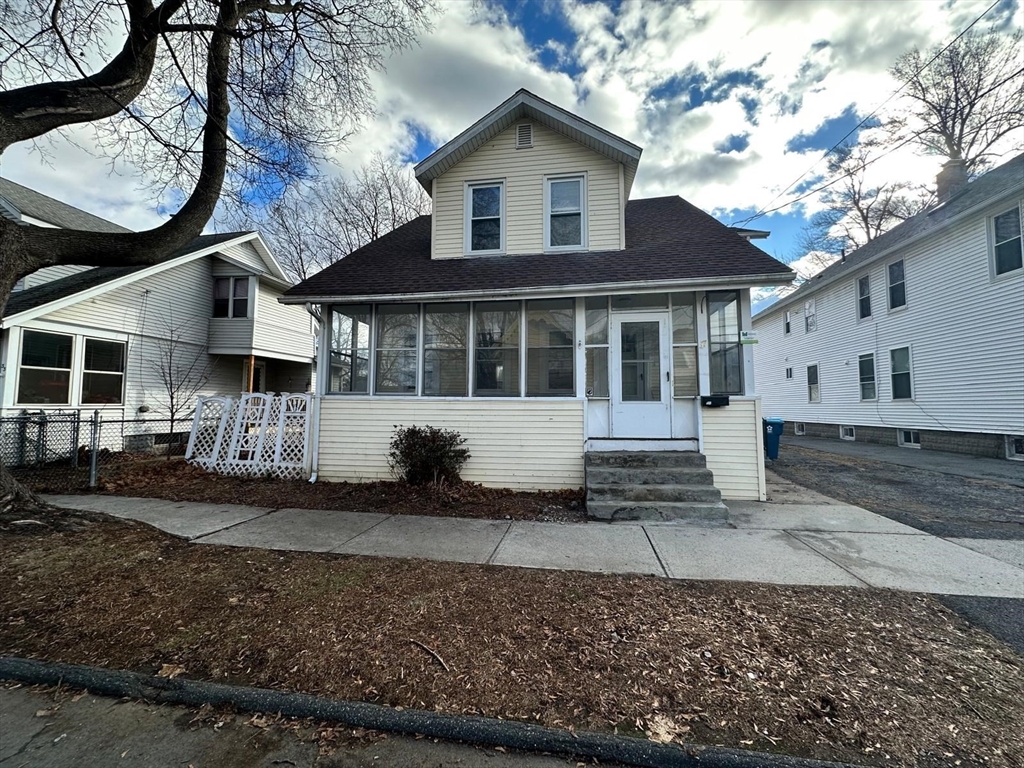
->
<box><xmin>281</xmin><ymin>89</ymin><xmax>794</xmax><ymax>513</ymax></box>
<box><xmin>0</xmin><ymin>178</ymin><xmax>316</xmax><ymax>431</ymax></box>
<box><xmin>753</xmin><ymin>154</ymin><xmax>1024</xmax><ymax>460</ymax></box>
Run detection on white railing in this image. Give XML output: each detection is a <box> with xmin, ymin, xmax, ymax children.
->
<box><xmin>185</xmin><ymin>392</ymin><xmax>312</xmax><ymax>480</ymax></box>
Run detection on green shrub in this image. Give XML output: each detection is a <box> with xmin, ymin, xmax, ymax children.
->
<box><xmin>387</xmin><ymin>425</ymin><xmax>471</xmax><ymax>486</ymax></box>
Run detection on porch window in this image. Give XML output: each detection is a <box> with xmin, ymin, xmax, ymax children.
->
<box><xmin>423</xmin><ymin>303</ymin><xmax>468</xmax><ymax>397</ymax></box>
<box><xmin>81</xmin><ymin>338</ymin><xmax>125</xmax><ymax>404</ymax></box>
<box><xmin>887</xmin><ymin>260</ymin><xmax>906</xmax><ymax>309</ymax></box>
<box><xmin>328</xmin><ymin>305</ymin><xmax>370</xmax><ymax>393</ymax></box>
<box><xmin>17</xmin><ymin>330</ymin><xmax>73</xmax><ymax>405</ymax></box>
<box><xmin>375</xmin><ymin>304</ymin><xmax>419</xmax><ymax>394</ymax></box>
<box><xmin>707</xmin><ymin>291</ymin><xmax>743</xmax><ymax>395</ymax></box>
<box><xmin>857</xmin><ymin>275</ymin><xmax>871</xmax><ymax>319</ymax></box>
<box><xmin>526</xmin><ymin>299</ymin><xmax>574</xmax><ymax>396</ymax></box>
<box><xmin>474</xmin><ymin>302</ymin><xmax>520</xmax><ymax>396</ymax></box>
<box><xmin>545</xmin><ymin>175</ymin><xmax>585</xmax><ymax>250</ymax></box>
<box><xmin>890</xmin><ymin>346</ymin><xmax>913</xmax><ymax>400</ymax></box>
<box><xmin>807</xmin><ymin>364</ymin><xmax>820</xmax><ymax>403</ymax></box>
<box><xmin>584</xmin><ymin>296</ymin><xmax>609</xmax><ymax>398</ymax></box>
<box><xmin>992</xmin><ymin>205</ymin><xmax>1022</xmax><ymax>276</ymax></box>
<box><xmin>466</xmin><ymin>181</ymin><xmax>504</xmax><ymax>254</ymax></box>
<box><xmin>858</xmin><ymin>353</ymin><xmax>876</xmax><ymax>401</ymax></box>
<box><xmin>670</xmin><ymin>293</ymin><xmax>698</xmax><ymax>397</ymax></box>
<box><xmin>213</xmin><ymin>276</ymin><xmax>249</xmax><ymax>318</ymax></box>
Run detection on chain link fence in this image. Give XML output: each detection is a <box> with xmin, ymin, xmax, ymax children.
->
<box><xmin>1</xmin><ymin>411</ymin><xmax>190</xmax><ymax>493</ymax></box>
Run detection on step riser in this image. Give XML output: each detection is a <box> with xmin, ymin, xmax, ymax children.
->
<box><xmin>585</xmin><ymin>467</ymin><xmax>715</xmax><ymax>485</ymax></box>
<box><xmin>586</xmin><ymin>501</ymin><xmax>730</xmax><ymax>524</ymax></box>
<box><xmin>586</xmin><ymin>451</ymin><xmax>707</xmax><ymax>469</ymax></box>
<box><xmin>587</xmin><ymin>485</ymin><xmax>723</xmax><ymax>503</ymax></box>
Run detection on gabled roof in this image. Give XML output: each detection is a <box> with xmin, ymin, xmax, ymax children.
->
<box><xmin>283</xmin><ymin>196</ymin><xmax>793</xmax><ymax>302</ymax></box>
<box><xmin>756</xmin><ymin>152</ymin><xmax>1024</xmax><ymax>319</ymax></box>
<box><xmin>4</xmin><ymin>232</ymin><xmax>253</xmax><ymax>320</ymax></box>
<box><xmin>414</xmin><ymin>89</ymin><xmax>643</xmax><ymax>196</ymax></box>
<box><xmin>0</xmin><ymin>177</ymin><xmax>132</xmax><ymax>233</ymax></box>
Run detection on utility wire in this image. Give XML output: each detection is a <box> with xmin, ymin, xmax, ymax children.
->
<box><xmin>731</xmin><ymin>0</ymin><xmax>1002</xmax><ymax>228</ymax></box>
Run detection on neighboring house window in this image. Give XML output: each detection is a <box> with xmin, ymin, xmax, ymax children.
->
<box><xmin>783</xmin><ymin>311</ymin><xmax>791</xmax><ymax>335</ymax></box>
<box><xmin>17</xmin><ymin>330</ymin><xmax>72</xmax><ymax>404</ymax></box>
<box><xmin>328</xmin><ymin>305</ymin><xmax>370</xmax><ymax>393</ymax></box>
<box><xmin>213</xmin><ymin>276</ymin><xmax>249</xmax><ymax>318</ymax></box>
<box><xmin>526</xmin><ymin>299</ymin><xmax>574</xmax><ymax>396</ymax></box>
<box><xmin>707</xmin><ymin>291</ymin><xmax>743</xmax><ymax>395</ymax></box>
<box><xmin>890</xmin><ymin>346</ymin><xmax>913</xmax><ymax>400</ymax></box>
<box><xmin>887</xmin><ymin>260</ymin><xmax>906</xmax><ymax>309</ymax></box>
<box><xmin>474</xmin><ymin>301</ymin><xmax>520</xmax><ymax>396</ymax></box>
<box><xmin>671</xmin><ymin>293</ymin><xmax>698</xmax><ymax>397</ymax></box>
<box><xmin>465</xmin><ymin>181</ymin><xmax>504</xmax><ymax>254</ymax></box>
<box><xmin>857</xmin><ymin>275</ymin><xmax>871</xmax><ymax>319</ymax></box>
<box><xmin>841</xmin><ymin>425</ymin><xmax>856</xmax><ymax>441</ymax></box>
<box><xmin>81</xmin><ymin>339</ymin><xmax>125</xmax><ymax>405</ymax></box>
<box><xmin>992</xmin><ymin>205</ymin><xmax>1023</xmax><ymax>276</ymax></box>
<box><xmin>807</xmin><ymin>364</ymin><xmax>820</xmax><ymax>403</ymax></box>
<box><xmin>584</xmin><ymin>296</ymin><xmax>609</xmax><ymax>398</ymax></box>
<box><xmin>794</xmin><ymin>422</ymin><xmax>807</xmax><ymax>436</ymax></box>
<box><xmin>804</xmin><ymin>299</ymin><xmax>816</xmax><ymax>332</ymax></box>
<box><xmin>858</xmin><ymin>353</ymin><xmax>876</xmax><ymax>401</ymax></box>
<box><xmin>545</xmin><ymin>175</ymin><xmax>585</xmax><ymax>250</ymax></box>
<box><xmin>423</xmin><ymin>303</ymin><xmax>468</xmax><ymax>397</ymax></box>
<box><xmin>898</xmin><ymin>428</ymin><xmax>921</xmax><ymax>448</ymax></box>
<box><xmin>785</xmin><ymin>367</ymin><xmax>793</xmax><ymax>379</ymax></box>
<box><xmin>1005</xmin><ymin>435</ymin><xmax>1024</xmax><ymax>461</ymax></box>
<box><xmin>375</xmin><ymin>304</ymin><xmax>418</xmax><ymax>394</ymax></box>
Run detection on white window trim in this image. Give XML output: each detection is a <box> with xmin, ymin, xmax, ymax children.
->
<box><xmin>889</xmin><ymin>344</ymin><xmax>914</xmax><ymax>401</ymax></box>
<box><xmin>463</xmin><ymin>180</ymin><xmax>506</xmax><ymax>256</ymax></box>
<box><xmin>785</xmin><ymin>367</ymin><xmax>793</xmax><ymax>379</ymax></box>
<box><xmin>1005</xmin><ymin>435</ymin><xmax>1024</xmax><ymax>461</ymax></box>
<box><xmin>989</xmin><ymin>203</ymin><xmax>1023</xmax><ymax>280</ymax></box>
<box><xmin>783</xmin><ymin>310</ymin><xmax>791</xmax><ymax>335</ymax></box>
<box><xmin>804</xmin><ymin>299</ymin><xmax>817</xmax><ymax>333</ymax></box>
<box><xmin>214</xmin><ymin>275</ymin><xmax>252</xmax><ymax>319</ymax></box>
<box><xmin>14</xmin><ymin>327</ymin><xmax>128</xmax><ymax>408</ymax></box>
<box><xmin>81</xmin><ymin>337</ymin><xmax>127</xmax><ymax>406</ymax></box>
<box><xmin>543</xmin><ymin>173</ymin><xmax>588</xmax><ymax>252</ymax></box>
<box><xmin>806</xmin><ymin>362</ymin><xmax>820</xmax><ymax>403</ymax></box>
<box><xmin>794</xmin><ymin>422</ymin><xmax>807</xmax><ymax>436</ymax></box>
<box><xmin>840</xmin><ymin>425</ymin><xmax>856</xmax><ymax>441</ymax></box>
<box><xmin>856</xmin><ymin>274</ymin><xmax>872</xmax><ymax>321</ymax></box>
<box><xmin>886</xmin><ymin>258</ymin><xmax>907</xmax><ymax>312</ymax></box>
<box><xmin>897</xmin><ymin>428</ymin><xmax>921</xmax><ymax>448</ymax></box>
<box><xmin>858</xmin><ymin>352</ymin><xmax>877</xmax><ymax>402</ymax></box>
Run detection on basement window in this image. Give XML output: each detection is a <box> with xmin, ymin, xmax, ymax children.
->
<box><xmin>1006</xmin><ymin>435</ymin><xmax>1024</xmax><ymax>461</ymax></box>
<box><xmin>840</xmin><ymin>425</ymin><xmax>856</xmax><ymax>441</ymax></box>
<box><xmin>898</xmin><ymin>429</ymin><xmax>921</xmax><ymax>448</ymax></box>
<box><xmin>794</xmin><ymin>422</ymin><xmax>807</xmax><ymax>436</ymax></box>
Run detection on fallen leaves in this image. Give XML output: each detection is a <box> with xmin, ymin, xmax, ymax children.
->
<box><xmin>157</xmin><ymin>664</ymin><xmax>186</xmax><ymax>679</ymax></box>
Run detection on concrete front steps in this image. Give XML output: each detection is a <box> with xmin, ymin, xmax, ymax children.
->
<box><xmin>585</xmin><ymin>451</ymin><xmax>729</xmax><ymax>524</ymax></box>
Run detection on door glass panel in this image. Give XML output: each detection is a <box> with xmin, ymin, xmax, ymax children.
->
<box><xmin>620</xmin><ymin>321</ymin><xmax>661</xmax><ymax>402</ymax></box>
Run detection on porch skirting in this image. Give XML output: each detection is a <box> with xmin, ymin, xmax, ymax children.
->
<box><xmin>317</xmin><ymin>398</ymin><xmax>586</xmax><ymax>490</ymax></box>
<box><xmin>702</xmin><ymin>398</ymin><xmax>767</xmax><ymax>501</ymax></box>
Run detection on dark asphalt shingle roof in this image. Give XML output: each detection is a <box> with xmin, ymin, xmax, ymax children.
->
<box><xmin>5</xmin><ymin>232</ymin><xmax>251</xmax><ymax>318</ymax></box>
<box><xmin>758</xmin><ymin>153</ymin><xmax>1024</xmax><ymax>318</ymax></box>
<box><xmin>286</xmin><ymin>195</ymin><xmax>792</xmax><ymax>300</ymax></box>
<box><xmin>0</xmin><ymin>177</ymin><xmax>133</xmax><ymax>233</ymax></box>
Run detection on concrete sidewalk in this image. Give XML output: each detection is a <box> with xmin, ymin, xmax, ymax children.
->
<box><xmin>44</xmin><ymin>478</ymin><xmax>1024</xmax><ymax>598</ymax></box>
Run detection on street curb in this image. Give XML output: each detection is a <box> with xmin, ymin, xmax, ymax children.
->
<box><xmin>0</xmin><ymin>656</ymin><xmax>857</xmax><ymax>768</ymax></box>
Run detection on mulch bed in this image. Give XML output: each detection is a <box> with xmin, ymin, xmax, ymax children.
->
<box><xmin>2</xmin><ymin>515</ymin><xmax>1023</xmax><ymax>767</ymax></box>
<box><xmin>21</xmin><ymin>459</ymin><xmax>586</xmax><ymax>522</ymax></box>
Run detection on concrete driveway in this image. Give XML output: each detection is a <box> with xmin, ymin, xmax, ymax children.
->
<box><xmin>44</xmin><ymin>480</ymin><xmax>1024</xmax><ymax>599</ymax></box>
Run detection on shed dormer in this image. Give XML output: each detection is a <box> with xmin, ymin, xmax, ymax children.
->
<box><xmin>415</xmin><ymin>90</ymin><xmax>642</xmax><ymax>260</ymax></box>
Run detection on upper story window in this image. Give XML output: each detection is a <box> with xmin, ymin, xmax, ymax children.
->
<box><xmin>858</xmin><ymin>353</ymin><xmax>876</xmax><ymax>401</ymax></box>
<box><xmin>545</xmin><ymin>175</ymin><xmax>586</xmax><ymax>250</ymax></box>
<box><xmin>887</xmin><ymin>259</ymin><xmax>906</xmax><ymax>310</ymax></box>
<box><xmin>890</xmin><ymin>346</ymin><xmax>913</xmax><ymax>400</ymax></box>
<box><xmin>465</xmin><ymin>181</ymin><xmax>504</xmax><ymax>254</ymax></box>
<box><xmin>783</xmin><ymin>310</ymin><xmax>791</xmax><ymax>335</ymax></box>
<box><xmin>857</xmin><ymin>275</ymin><xmax>871</xmax><ymax>319</ymax></box>
<box><xmin>214</xmin><ymin>276</ymin><xmax>249</xmax><ymax>318</ymax></box>
<box><xmin>804</xmin><ymin>299</ymin><xmax>817</xmax><ymax>332</ymax></box>
<box><xmin>992</xmin><ymin>205</ymin><xmax>1022</xmax><ymax>276</ymax></box>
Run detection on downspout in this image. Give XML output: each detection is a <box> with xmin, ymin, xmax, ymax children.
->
<box><xmin>304</xmin><ymin>302</ymin><xmax>323</xmax><ymax>483</ymax></box>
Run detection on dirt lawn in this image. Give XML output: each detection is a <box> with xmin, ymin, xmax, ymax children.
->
<box><xmin>1</xmin><ymin>511</ymin><xmax>1022</xmax><ymax>767</ymax></box>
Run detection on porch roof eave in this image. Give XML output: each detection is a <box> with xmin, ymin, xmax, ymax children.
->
<box><xmin>280</xmin><ymin>271</ymin><xmax>796</xmax><ymax>306</ymax></box>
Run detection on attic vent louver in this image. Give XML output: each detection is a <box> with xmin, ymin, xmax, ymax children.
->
<box><xmin>515</xmin><ymin>123</ymin><xmax>533</xmax><ymax>149</ymax></box>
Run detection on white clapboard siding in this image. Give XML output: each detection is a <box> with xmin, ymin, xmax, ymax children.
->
<box><xmin>702</xmin><ymin>398</ymin><xmax>766</xmax><ymax>501</ymax></box>
<box><xmin>21</xmin><ymin>265</ymin><xmax>92</xmax><ymax>290</ymax></box>
<box><xmin>208</xmin><ymin>317</ymin><xmax>255</xmax><ymax>352</ymax></box>
<box><xmin>753</xmin><ymin>196</ymin><xmax>1024</xmax><ymax>436</ymax></box>
<box><xmin>432</xmin><ymin>122</ymin><xmax>621</xmax><ymax>259</ymax></box>
<box><xmin>217</xmin><ymin>241</ymin><xmax>268</xmax><ymax>272</ymax></box>
<box><xmin>211</xmin><ymin>258</ymin><xmax>251</xmax><ymax>277</ymax></box>
<box><xmin>317</xmin><ymin>398</ymin><xmax>585</xmax><ymax>490</ymax></box>
<box><xmin>253</xmin><ymin>282</ymin><xmax>315</xmax><ymax>359</ymax></box>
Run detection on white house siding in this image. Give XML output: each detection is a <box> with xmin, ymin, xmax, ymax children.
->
<box><xmin>253</xmin><ymin>282</ymin><xmax>315</xmax><ymax>361</ymax></box>
<box><xmin>702</xmin><ymin>398</ymin><xmax>766</xmax><ymax>501</ymax></box>
<box><xmin>20</xmin><ymin>265</ymin><xmax>91</xmax><ymax>290</ymax></box>
<box><xmin>754</xmin><ymin>199</ymin><xmax>1024</xmax><ymax>438</ymax></box>
<box><xmin>208</xmin><ymin>317</ymin><xmax>255</xmax><ymax>352</ymax></box>
<box><xmin>431</xmin><ymin>123</ymin><xmax>622</xmax><ymax>259</ymax></box>
<box><xmin>317</xmin><ymin>398</ymin><xmax>585</xmax><ymax>490</ymax></box>
<box><xmin>216</xmin><ymin>241</ymin><xmax>268</xmax><ymax>272</ymax></box>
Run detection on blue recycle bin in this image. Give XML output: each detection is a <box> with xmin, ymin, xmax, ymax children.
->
<box><xmin>763</xmin><ymin>417</ymin><xmax>785</xmax><ymax>461</ymax></box>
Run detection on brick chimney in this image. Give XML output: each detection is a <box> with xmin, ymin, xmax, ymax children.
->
<box><xmin>936</xmin><ymin>158</ymin><xmax>968</xmax><ymax>203</ymax></box>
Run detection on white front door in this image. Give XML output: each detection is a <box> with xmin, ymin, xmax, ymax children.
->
<box><xmin>610</xmin><ymin>313</ymin><xmax>671</xmax><ymax>438</ymax></box>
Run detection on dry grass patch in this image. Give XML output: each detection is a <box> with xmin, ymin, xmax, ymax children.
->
<box><xmin>1</xmin><ymin>517</ymin><xmax>1022</xmax><ymax>767</ymax></box>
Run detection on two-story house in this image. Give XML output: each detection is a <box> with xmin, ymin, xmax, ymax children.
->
<box><xmin>0</xmin><ymin>179</ymin><xmax>316</xmax><ymax>433</ymax></box>
<box><xmin>752</xmin><ymin>154</ymin><xmax>1024</xmax><ymax>460</ymax></box>
<box><xmin>283</xmin><ymin>90</ymin><xmax>793</xmax><ymax>518</ymax></box>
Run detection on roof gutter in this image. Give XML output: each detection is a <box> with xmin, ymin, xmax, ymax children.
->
<box><xmin>279</xmin><ymin>271</ymin><xmax>796</xmax><ymax>306</ymax></box>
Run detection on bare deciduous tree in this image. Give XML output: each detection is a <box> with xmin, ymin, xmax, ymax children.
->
<box><xmin>147</xmin><ymin>318</ymin><xmax>215</xmax><ymax>457</ymax></box>
<box><xmin>0</xmin><ymin>0</ymin><xmax>434</xmax><ymax>511</ymax></box>
<box><xmin>889</xmin><ymin>29</ymin><xmax>1024</xmax><ymax>173</ymax></box>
